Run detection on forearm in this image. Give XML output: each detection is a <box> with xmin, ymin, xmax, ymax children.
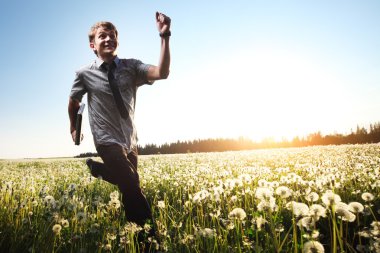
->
<box><xmin>68</xmin><ymin>97</ymin><xmax>80</xmax><ymax>133</ymax></box>
<box><xmin>148</xmin><ymin>11</ymin><xmax>171</xmax><ymax>80</ymax></box>
<box><xmin>157</xmin><ymin>37</ymin><xmax>170</xmax><ymax>79</ymax></box>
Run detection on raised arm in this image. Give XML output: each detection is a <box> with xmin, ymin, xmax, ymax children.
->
<box><xmin>147</xmin><ymin>12</ymin><xmax>171</xmax><ymax>80</ymax></box>
<box><xmin>68</xmin><ymin>97</ymin><xmax>81</xmax><ymax>142</ymax></box>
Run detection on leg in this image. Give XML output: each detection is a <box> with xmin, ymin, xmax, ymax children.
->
<box><xmin>96</xmin><ymin>144</ymin><xmax>152</xmax><ymax>226</ymax></box>
<box><xmin>88</xmin><ymin>159</ymin><xmax>118</xmax><ymax>184</ymax></box>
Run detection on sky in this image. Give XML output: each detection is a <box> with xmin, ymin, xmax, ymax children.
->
<box><xmin>0</xmin><ymin>1</ymin><xmax>379</xmax><ymax>159</ymax></box>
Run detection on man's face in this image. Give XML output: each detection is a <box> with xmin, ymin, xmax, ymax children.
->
<box><xmin>90</xmin><ymin>27</ymin><xmax>118</xmax><ymax>59</ymax></box>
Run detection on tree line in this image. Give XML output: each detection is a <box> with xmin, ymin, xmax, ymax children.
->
<box><xmin>75</xmin><ymin>122</ymin><xmax>380</xmax><ymax>157</ymax></box>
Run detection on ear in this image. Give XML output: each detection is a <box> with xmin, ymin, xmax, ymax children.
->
<box><xmin>89</xmin><ymin>42</ymin><xmax>97</xmax><ymax>54</ymax></box>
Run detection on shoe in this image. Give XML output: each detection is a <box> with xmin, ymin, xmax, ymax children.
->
<box><xmin>85</xmin><ymin>158</ymin><xmax>99</xmax><ymax>177</ymax></box>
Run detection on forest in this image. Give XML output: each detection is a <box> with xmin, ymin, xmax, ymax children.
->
<box><xmin>75</xmin><ymin>122</ymin><xmax>380</xmax><ymax>157</ymax></box>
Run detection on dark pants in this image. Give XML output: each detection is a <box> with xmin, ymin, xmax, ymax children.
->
<box><xmin>92</xmin><ymin>144</ymin><xmax>152</xmax><ymax>226</ymax></box>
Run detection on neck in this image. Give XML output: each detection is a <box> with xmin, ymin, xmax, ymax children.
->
<box><xmin>100</xmin><ymin>54</ymin><xmax>116</xmax><ymax>64</ymax></box>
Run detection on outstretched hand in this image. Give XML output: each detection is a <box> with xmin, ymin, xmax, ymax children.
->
<box><xmin>156</xmin><ymin>12</ymin><xmax>171</xmax><ymax>34</ymax></box>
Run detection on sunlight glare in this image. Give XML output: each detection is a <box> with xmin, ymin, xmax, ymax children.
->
<box><xmin>180</xmin><ymin>46</ymin><xmax>349</xmax><ymax>142</ymax></box>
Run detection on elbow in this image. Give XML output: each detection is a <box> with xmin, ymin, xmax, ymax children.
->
<box><xmin>68</xmin><ymin>97</ymin><xmax>80</xmax><ymax>113</ymax></box>
<box><xmin>160</xmin><ymin>69</ymin><xmax>170</xmax><ymax>79</ymax></box>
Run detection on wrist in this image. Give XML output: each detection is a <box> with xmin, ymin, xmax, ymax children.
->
<box><xmin>159</xmin><ymin>31</ymin><xmax>171</xmax><ymax>38</ymax></box>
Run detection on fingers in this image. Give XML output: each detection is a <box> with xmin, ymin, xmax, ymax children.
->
<box><xmin>71</xmin><ymin>131</ymin><xmax>76</xmax><ymax>142</ymax></box>
<box><xmin>156</xmin><ymin>12</ymin><xmax>171</xmax><ymax>25</ymax></box>
<box><xmin>71</xmin><ymin>130</ymin><xmax>84</xmax><ymax>142</ymax></box>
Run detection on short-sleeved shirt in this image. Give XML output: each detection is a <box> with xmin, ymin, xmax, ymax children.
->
<box><xmin>70</xmin><ymin>56</ymin><xmax>153</xmax><ymax>152</ymax></box>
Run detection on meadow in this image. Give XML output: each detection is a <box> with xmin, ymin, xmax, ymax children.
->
<box><xmin>0</xmin><ymin>144</ymin><xmax>379</xmax><ymax>253</ymax></box>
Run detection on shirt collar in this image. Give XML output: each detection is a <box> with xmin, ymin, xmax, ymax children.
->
<box><xmin>96</xmin><ymin>56</ymin><xmax>120</xmax><ymax>69</ymax></box>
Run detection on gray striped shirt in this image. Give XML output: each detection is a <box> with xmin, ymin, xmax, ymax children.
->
<box><xmin>70</xmin><ymin>56</ymin><xmax>153</xmax><ymax>152</ymax></box>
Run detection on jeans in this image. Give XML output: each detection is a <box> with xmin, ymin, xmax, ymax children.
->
<box><xmin>91</xmin><ymin>144</ymin><xmax>152</xmax><ymax>226</ymax></box>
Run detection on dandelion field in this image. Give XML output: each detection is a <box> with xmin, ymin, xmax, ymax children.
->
<box><xmin>1</xmin><ymin>144</ymin><xmax>380</xmax><ymax>253</ymax></box>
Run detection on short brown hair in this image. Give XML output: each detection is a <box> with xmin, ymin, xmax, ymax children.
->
<box><xmin>88</xmin><ymin>21</ymin><xmax>118</xmax><ymax>42</ymax></box>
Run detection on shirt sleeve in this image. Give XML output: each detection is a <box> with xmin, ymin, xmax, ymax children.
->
<box><xmin>69</xmin><ymin>71</ymin><xmax>87</xmax><ymax>102</ymax></box>
<box><xmin>134</xmin><ymin>60</ymin><xmax>155</xmax><ymax>86</ymax></box>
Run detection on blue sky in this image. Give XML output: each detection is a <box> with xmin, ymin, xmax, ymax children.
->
<box><xmin>0</xmin><ymin>1</ymin><xmax>379</xmax><ymax>159</ymax></box>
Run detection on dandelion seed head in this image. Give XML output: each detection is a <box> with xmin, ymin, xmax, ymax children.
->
<box><xmin>29</xmin><ymin>186</ymin><xmax>36</xmax><ymax>193</ymax></box>
<box><xmin>254</xmin><ymin>216</ymin><xmax>267</xmax><ymax>231</ymax></box>
<box><xmin>257</xmin><ymin>197</ymin><xmax>277</xmax><ymax>212</ymax></box>
<box><xmin>180</xmin><ymin>234</ymin><xmax>195</xmax><ymax>244</ymax></box>
<box><xmin>238</xmin><ymin>174</ymin><xmax>252</xmax><ymax>184</ymax></box>
<box><xmin>227</xmin><ymin>222</ymin><xmax>235</xmax><ymax>230</ymax></box>
<box><xmin>305</xmin><ymin>192</ymin><xmax>319</xmax><ymax>202</ymax></box>
<box><xmin>311</xmin><ymin>230</ymin><xmax>320</xmax><ymax>239</ymax></box>
<box><xmin>275</xmin><ymin>186</ymin><xmax>292</xmax><ymax>199</ymax></box>
<box><xmin>361</xmin><ymin>192</ymin><xmax>374</xmax><ymax>202</ymax></box>
<box><xmin>228</xmin><ymin>207</ymin><xmax>247</xmax><ymax>221</ymax></box>
<box><xmin>321</xmin><ymin>191</ymin><xmax>341</xmax><ymax>207</ymax></box>
<box><xmin>298</xmin><ymin>217</ymin><xmax>315</xmax><ymax>231</ymax></box>
<box><xmin>209</xmin><ymin>209</ymin><xmax>221</xmax><ymax>219</ymax></box>
<box><xmin>276</xmin><ymin>167</ymin><xmax>290</xmax><ymax>174</ymax></box>
<box><xmin>371</xmin><ymin>221</ymin><xmax>380</xmax><ymax>230</ymax></box>
<box><xmin>192</xmin><ymin>189</ymin><xmax>210</xmax><ymax>204</ymax></box>
<box><xmin>257</xmin><ymin>179</ymin><xmax>268</xmax><ymax>187</ymax></box>
<box><xmin>157</xmin><ymin>200</ymin><xmax>165</xmax><ymax>209</ymax></box>
<box><xmin>335</xmin><ymin>207</ymin><xmax>356</xmax><ymax>222</ymax></box>
<box><xmin>60</xmin><ymin>219</ymin><xmax>69</xmax><ymax>228</ymax></box>
<box><xmin>302</xmin><ymin>240</ymin><xmax>324</xmax><ymax>253</ymax></box>
<box><xmin>287</xmin><ymin>201</ymin><xmax>309</xmax><ymax>217</ymax></box>
<box><xmin>104</xmin><ymin>244</ymin><xmax>112</xmax><ymax>251</ymax></box>
<box><xmin>124</xmin><ymin>222</ymin><xmax>142</xmax><ymax>234</ymax></box>
<box><xmin>109</xmin><ymin>191</ymin><xmax>119</xmax><ymax>200</ymax></box>
<box><xmin>196</xmin><ymin>228</ymin><xmax>216</xmax><ymax>238</ymax></box>
<box><xmin>90</xmin><ymin>223</ymin><xmax>100</xmax><ymax>233</ymax></box>
<box><xmin>144</xmin><ymin>223</ymin><xmax>152</xmax><ymax>233</ymax></box>
<box><xmin>44</xmin><ymin>195</ymin><xmax>55</xmax><ymax>204</ymax></box>
<box><xmin>52</xmin><ymin>224</ymin><xmax>62</xmax><ymax>235</ymax></box>
<box><xmin>107</xmin><ymin>233</ymin><xmax>117</xmax><ymax>241</ymax></box>
<box><xmin>230</xmin><ymin>195</ymin><xmax>238</xmax><ymax>203</ymax></box>
<box><xmin>309</xmin><ymin>204</ymin><xmax>327</xmax><ymax>220</ymax></box>
<box><xmin>348</xmin><ymin>202</ymin><xmax>364</xmax><ymax>213</ymax></box>
<box><xmin>255</xmin><ymin>187</ymin><xmax>273</xmax><ymax>201</ymax></box>
<box><xmin>108</xmin><ymin>199</ymin><xmax>121</xmax><ymax>209</ymax></box>
<box><xmin>336</xmin><ymin>202</ymin><xmax>350</xmax><ymax>211</ymax></box>
<box><xmin>76</xmin><ymin>212</ymin><xmax>87</xmax><ymax>223</ymax></box>
<box><xmin>358</xmin><ymin>230</ymin><xmax>371</xmax><ymax>238</ymax></box>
